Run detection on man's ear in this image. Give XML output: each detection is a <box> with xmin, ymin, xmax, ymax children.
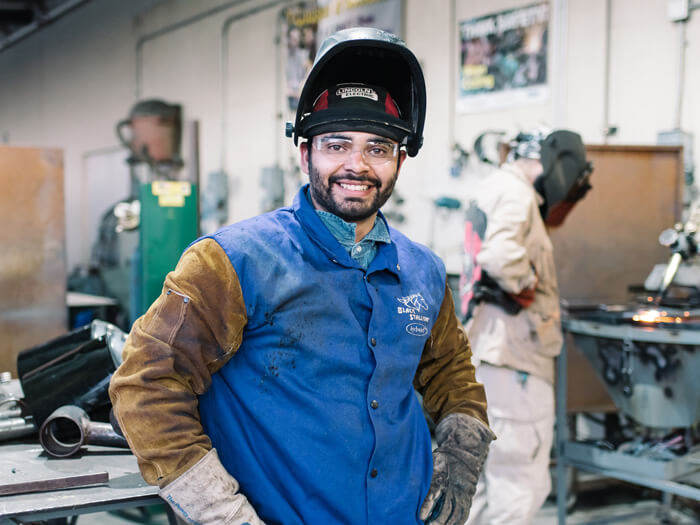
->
<box><xmin>396</xmin><ymin>149</ymin><xmax>407</xmax><ymax>174</ymax></box>
<box><xmin>299</xmin><ymin>142</ymin><xmax>310</xmax><ymax>175</ymax></box>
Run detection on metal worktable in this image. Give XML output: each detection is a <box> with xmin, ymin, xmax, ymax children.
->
<box><xmin>0</xmin><ymin>443</ymin><xmax>175</xmax><ymax>524</ymax></box>
<box><xmin>555</xmin><ymin>327</ymin><xmax>700</xmax><ymax>524</ymax></box>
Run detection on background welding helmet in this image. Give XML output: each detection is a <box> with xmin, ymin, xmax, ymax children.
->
<box><xmin>286</xmin><ymin>27</ymin><xmax>426</xmax><ymax>157</ymax></box>
<box><xmin>509</xmin><ymin>129</ymin><xmax>593</xmax><ymax>225</ymax></box>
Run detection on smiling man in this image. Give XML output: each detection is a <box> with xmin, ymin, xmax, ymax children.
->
<box><xmin>110</xmin><ymin>28</ymin><xmax>493</xmax><ymax>525</ymax></box>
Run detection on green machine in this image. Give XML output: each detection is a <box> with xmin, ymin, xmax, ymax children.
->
<box><xmin>139</xmin><ymin>180</ymin><xmax>198</xmax><ymax>314</ymax></box>
<box><xmin>113</xmin><ymin>99</ymin><xmax>200</xmax><ymax>322</ymax></box>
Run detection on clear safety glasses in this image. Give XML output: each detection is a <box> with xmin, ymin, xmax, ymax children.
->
<box><xmin>312</xmin><ymin>136</ymin><xmax>400</xmax><ymax>166</ymax></box>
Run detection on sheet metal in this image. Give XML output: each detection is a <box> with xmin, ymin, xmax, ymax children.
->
<box><xmin>0</xmin><ymin>146</ymin><xmax>67</xmax><ymax>376</ymax></box>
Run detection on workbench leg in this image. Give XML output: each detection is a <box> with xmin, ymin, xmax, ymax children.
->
<box><xmin>658</xmin><ymin>492</ymin><xmax>673</xmax><ymax>523</ymax></box>
<box><xmin>555</xmin><ymin>338</ymin><xmax>569</xmax><ymax>525</ymax></box>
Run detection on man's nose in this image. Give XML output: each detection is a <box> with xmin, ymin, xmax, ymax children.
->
<box><xmin>343</xmin><ymin>148</ymin><xmax>370</xmax><ymax>170</ymax></box>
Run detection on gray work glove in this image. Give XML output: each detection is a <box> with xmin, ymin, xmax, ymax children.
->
<box><xmin>159</xmin><ymin>448</ymin><xmax>265</xmax><ymax>525</ymax></box>
<box><xmin>420</xmin><ymin>413</ymin><xmax>495</xmax><ymax>525</ymax></box>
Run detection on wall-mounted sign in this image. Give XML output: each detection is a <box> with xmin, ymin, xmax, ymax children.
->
<box><xmin>284</xmin><ymin>0</ymin><xmax>402</xmax><ymax>111</ymax></box>
<box><xmin>458</xmin><ymin>2</ymin><xmax>549</xmax><ymax>113</ymax></box>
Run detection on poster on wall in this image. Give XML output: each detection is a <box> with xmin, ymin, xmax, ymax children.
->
<box><xmin>457</xmin><ymin>2</ymin><xmax>549</xmax><ymax>114</ymax></box>
<box><xmin>284</xmin><ymin>0</ymin><xmax>402</xmax><ymax>112</ymax></box>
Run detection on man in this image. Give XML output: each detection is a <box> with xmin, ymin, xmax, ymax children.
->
<box><xmin>461</xmin><ymin>129</ymin><xmax>593</xmax><ymax>525</ymax></box>
<box><xmin>110</xmin><ymin>28</ymin><xmax>493</xmax><ymax>525</ymax></box>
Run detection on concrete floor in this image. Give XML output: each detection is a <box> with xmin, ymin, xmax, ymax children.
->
<box><xmin>69</xmin><ymin>483</ymin><xmax>700</xmax><ymax>525</ymax></box>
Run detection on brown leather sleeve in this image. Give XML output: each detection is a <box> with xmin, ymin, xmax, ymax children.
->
<box><xmin>414</xmin><ymin>281</ymin><xmax>490</xmax><ymax>428</ymax></box>
<box><xmin>108</xmin><ymin>238</ymin><xmax>247</xmax><ymax>487</ymax></box>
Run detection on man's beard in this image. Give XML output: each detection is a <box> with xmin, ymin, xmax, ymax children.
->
<box><xmin>308</xmin><ymin>154</ymin><xmax>398</xmax><ymax>222</ymax></box>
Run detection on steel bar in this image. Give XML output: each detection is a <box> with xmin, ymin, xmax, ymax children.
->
<box><xmin>567</xmin><ymin>459</ymin><xmax>700</xmax><ymax>501</ymax></box>
<box><xmin>556</xmin><ymin>340</ymin><xmax>569</xmax><ymax>525</ymax></box>
<box><xmin>0</xmin><ymin>0</ymin><xmax>92</xmax><ymax>53</ymax></box>
<box><xmin>0</xmin><ymin>472</ymin><xmax>108</xmax><ymax>496</ymax></box>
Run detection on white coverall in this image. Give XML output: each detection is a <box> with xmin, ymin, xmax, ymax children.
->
<box><xmin>464</xmin><ymin>163</ymin><xmax>563</xmax><ymax>525</ymax></box>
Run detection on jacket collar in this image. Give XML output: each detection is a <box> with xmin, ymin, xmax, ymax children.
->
<box><xmin>500</xmin><ymin>163</ymin><xmax>544</xmax><ymax>206</ymax></box>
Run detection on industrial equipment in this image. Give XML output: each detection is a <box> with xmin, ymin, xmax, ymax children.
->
<box><xmin>16</xmin><ymin>319</ymin><xmax>126</xmax><ymax>428</ymax></box>
<box><xmin>567</xmin><ymin>202</ymin><xmax>700</xmax><ymax>429</ymax></box>
<box><xmin>563</xmin><ymin>203</ymin><xmax>700</xmax><ymax>489</ymax></box>
<box><xmin>98</xmin><ymin>99</ymin><xmax>199</xmax><ymax>322</ymax></box>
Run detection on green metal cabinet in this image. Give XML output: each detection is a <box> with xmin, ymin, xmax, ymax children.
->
<box><xmin>138</xmin><ymin>181</ymin><xmax>198</xmax><ymax>316</ymax></box>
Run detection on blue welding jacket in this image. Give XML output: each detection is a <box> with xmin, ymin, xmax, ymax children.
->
<box><xmin>198</xmin><ymin>184</ymin><xmax>447</xmax><ymax>525</ymax></box>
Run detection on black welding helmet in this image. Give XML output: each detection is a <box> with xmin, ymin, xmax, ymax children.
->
<box><xmin>286</xmin><ymin>27</ymin><xmax>426</xmax><ymax>157</ymax></box>
<box><xmin>509</xmin><ymin>129</ymin><xmax>593</xmax><ymax>224</ymax></box>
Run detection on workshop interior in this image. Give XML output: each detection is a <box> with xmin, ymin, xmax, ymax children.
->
<box><xmin>1</xmin><ymin>0</ymin><xmax>700</xmax><ymax>524</ymax></box>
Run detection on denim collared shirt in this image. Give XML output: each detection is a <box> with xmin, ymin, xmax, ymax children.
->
<box><xmin>315</xmin><ymin>209</ymin><xmax>391</xmax><ymax>270</ymax></box>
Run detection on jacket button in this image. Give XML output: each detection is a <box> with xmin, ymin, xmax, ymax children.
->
<box><xmin>371</xmin><ymin>400</ymin><xmax>379</xmax><ymax>409</ymax></box>
<box><xmin>370</xmin><ymin>469</ymin><xmax>378</xmax><ymax>478</ymax></box>
<box><xmin>370</xmin><ymin>337</ymin><xmax>376</xmax><ymax>346</ymax></box>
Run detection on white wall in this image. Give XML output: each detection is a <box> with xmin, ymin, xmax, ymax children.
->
<box><xmin>1</xmin><ymin>0</ymin><xmax>699</xmax><ymax>274</ymax></box>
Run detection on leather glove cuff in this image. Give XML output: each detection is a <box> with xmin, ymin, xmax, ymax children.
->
<box><xmin>159</xmin><ymin>448</ymin><xmax>265</xmax><ymax>525</ymax></box>
<box><xmin>435</xmin><ymin>412</ymin><xmax>496</xmax><ymax>460</ymax></box>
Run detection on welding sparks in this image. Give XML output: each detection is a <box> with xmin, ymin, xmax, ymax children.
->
<box><xmin>633</xmin><ymin>309</ymin><xmax>662</xmax><ymax>323</ymax></box>
<box><xmin>632</xmin><ymin>309</ymin><xmax>688</xmax><ymax>324</ymax></box>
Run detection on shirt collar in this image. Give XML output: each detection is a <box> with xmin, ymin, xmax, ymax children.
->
<box><xmin>315</xmin><ymin>209</ymin><xmax>391</xmax><ymax>247</ymax></box>
<box><xmin>292</xmin><ymin>184</ymin><xmax>399</xmax><ymax>276</ymax></box>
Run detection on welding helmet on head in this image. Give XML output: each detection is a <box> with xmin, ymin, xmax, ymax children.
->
<box><xmin>508</xmin><ymin>129</ymin><xmax>593</xmax><ymax>225</ymax></box>
<box><xmin>286</xmin><ymin>27</ymin><xmax>426</xmax><ymax>157</ymax></box>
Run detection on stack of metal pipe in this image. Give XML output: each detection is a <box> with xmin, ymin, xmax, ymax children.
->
<box><xmin>0</xmin><ymin>372</ymin><xmax>36</xmax><ymax>442</ymax></box>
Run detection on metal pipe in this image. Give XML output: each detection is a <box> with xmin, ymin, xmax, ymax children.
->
<box><xmin>602</xmin><ymin>0</ymin><xmax>613</xmax><ymax>142</ymax></box>
<box><xmin>132</xmin><ymin>0</ymin><xmax>289</xmax><ymax>173</ymax></box>
<box><xmin>447</xmin><ymin>0</ymin><xmax>456</xmax><ymax>157</ymax></box>
<box><xmin>672</xmin><ymin>21</ymin><xmax>687</xmax><ymax>130</ymax></box>
<box><xmin>0</xmin><ymin>0</ymin><xmax>92</xmax><ymax>53</ymax></box>
<box><xmin>39</xmin><ymin>405</ymin><xmax>128</xmax><ymax>458</ymax></box>
<box><xmin>79</xmin><ymin>145</ymin><xmax>125</xmax><ymax>261</ymax></box>
<box><xmin>555</xmin><ymin>336</ymin><xmax>569</xmax><ymax>524</ymax></box>
<box><xmin>0</xmin><ymin>416</ymin><xmax>36</xmax><ymax>442</ymax></box>
<box><xmin>220</xmin><ymin>0</ymin><xmax>291</xmax><ymax>172</ymax></box>
<box><xmin>551</xmin><ymin>0</ymin><xmax>568</xmax><ymax>127</ymax></box>
<box><xmin>135</xmin><ymin>0</ymin><xmax>256</xmax><ymax>99</ymax></box>
<box><xmin>0</xmin><ymin>406</ymin><xmax>22</xmax><ymax>419</ymax></box>
<box><xmin>274</xmin><ymin>7</ymin><xmax>285</xmax><ymax>175</ymax></box>
<box><xmin>657</xmin><ymin>251</ymin><xmax>683</xmax><ymax>301</ymax></box>
<box><xmin>0</xmin><ymin>415</ymin><xmax>36</xmax><ymax>438</ymax></box>
<box><xmin>186</xmin><ymin>119</ymin><xmax>201</xmax><ymax>235</ymax></box>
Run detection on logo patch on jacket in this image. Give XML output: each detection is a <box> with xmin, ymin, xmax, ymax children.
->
<box><xmin>405</xmin><ymin>323</ymin><xmax>429</xmax><ymax>336</ymax></box>
<box><xmin>397</xmin><ymin>293</ymin><xmax>428</xmax><ymax>312</ymax></box>
<box><xmin>397</xmin><ymin>293</ymin><xmax>430</xmax><ymax>335</ymax></box>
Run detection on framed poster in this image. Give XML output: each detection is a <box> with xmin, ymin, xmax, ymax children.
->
<box><xmin>284</xmin><ymin>0</ymin><xmax>402</xmax><ymax>111</ymax></box>
<box><xmin>458</xmin><ymin>3</ymin><xmax>549</xmax><ymax>113</ymax></box>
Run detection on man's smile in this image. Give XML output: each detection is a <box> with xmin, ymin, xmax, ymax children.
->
<box><xmin>331</xmin><ymin>176</ymin><xmax>379</xmax><ymax>198</ymax></box>
<box><xmin>339</xmin><ymin>182</ymin><xmax>370</xmax><ymax>192</ymax></box>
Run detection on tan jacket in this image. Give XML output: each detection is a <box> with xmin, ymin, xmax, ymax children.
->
<box><xmin>466</xmin><ymin>164</ymin><xmax>563</xmax><ymax>383</ymax></box>
<box><xmin>109</xmin><ymin>238</ymin><xmax>489</xmax><ymax>486</ymax></box>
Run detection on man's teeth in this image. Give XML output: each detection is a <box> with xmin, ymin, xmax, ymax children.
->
<box><xmin>339</xmin><ymin>183</ymin><xmax>369</xmax><ymax>191</ymax></box>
